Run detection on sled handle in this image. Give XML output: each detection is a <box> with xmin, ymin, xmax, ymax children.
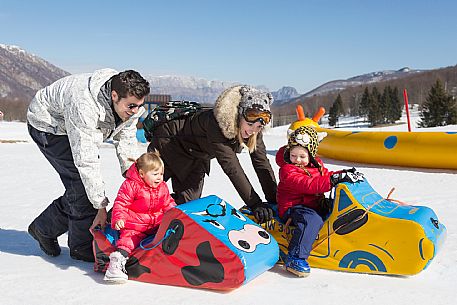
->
<box><xmin>140</xmin><ymin>227</ymin><xmax>176</xmax><ymax>251</ymax></box>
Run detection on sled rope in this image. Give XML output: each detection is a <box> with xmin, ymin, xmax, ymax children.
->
<box><xmin>385</xmin><ymin>187</ymin><xmax>411</xmax><ymax>206</ymax></box>
<box><xmin>139</xmin><ymin>227</ymin><xmax>176</xmax><ymax>250</ymax></box>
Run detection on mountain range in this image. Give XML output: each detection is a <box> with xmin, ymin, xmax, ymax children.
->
<box><xmin>274</xmin><ymin>67</ymin><xmax>425</xmax><ymax>105</ymax></box>
<box><xmin>0</xmin><ymin>44</ymin><xmax>299</xmax><ymax>104</ymax></box>
<box><xmin>144</xmin><ymin>75</ymin><xmax>265</xmax><ymax>104</ymax></box>
<box><xmin>0</xmin><ymin>44</ymin><xmax>69</xmax><ymax>101</ymax></box>
<box><xmin>1</xmin><ymin>43</ymin><xmax>455</xmax><ymax>121</ymax></box>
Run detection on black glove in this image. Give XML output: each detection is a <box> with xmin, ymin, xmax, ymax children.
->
<box><xmin>330</xmin><ymin>172</ymin><xmax>353</xmax><ymax>186</ymax></box>
<box><xmin>343</xmin><ymin>167</ymin><xmax>357</xmax><ymax>174</ymax></box>
<box><xmin>330</xmin><ymin>169</ymin><xmax>364</xmax><ymax>186</ymax></box>
<box><xmin>329</xmin><ymin>167</ymin><xmax>357</xmax><ymax>186</ymax></box>
<box><xmin>318</xmin><ymin>197</ymin><xmax>333</xmax><ymax>218</ymax></box>
<box><xmin>252</xmin><ymin>202</ymin><xmax>274</xmax><ymax>224</ymax></box>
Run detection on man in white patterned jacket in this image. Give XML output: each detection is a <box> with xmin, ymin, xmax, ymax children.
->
<box><xmin>27</xmin><ymin>69</ymin><xmax>150</xmax><ymax>262</ymax></box>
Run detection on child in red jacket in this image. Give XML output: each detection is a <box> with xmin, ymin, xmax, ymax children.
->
<box><xmin>276</xmin><ymin>126</ymin><xmax>355</xmax><ymax>277</ymax></box>
<box><xmin>104</xmin><ymin>151</ymin><xmax>176</xmax><ymax>283</ymax></box>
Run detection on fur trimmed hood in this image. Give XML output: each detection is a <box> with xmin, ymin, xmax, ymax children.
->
<box><xmin>213</xmin><ymin>85</ymin><xmax>273</xmax><ymax>139</ymax></box>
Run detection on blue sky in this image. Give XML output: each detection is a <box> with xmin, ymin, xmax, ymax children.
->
<box><xmin>1</xmin><ymin>0</ymin><xmax>457</xmax><ymax>93</ymax></box>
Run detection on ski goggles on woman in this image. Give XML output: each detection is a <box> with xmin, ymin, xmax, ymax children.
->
<box><xmin>242</xmin><ymin>107</ymin><xmax>272</xmax><ymax>125</ymax></box>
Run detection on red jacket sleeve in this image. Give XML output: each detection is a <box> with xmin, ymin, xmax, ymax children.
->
<box><xmin>111</xmin><ymin>179</ymin><xmax>135</xmax><ymax>227</ymax></box>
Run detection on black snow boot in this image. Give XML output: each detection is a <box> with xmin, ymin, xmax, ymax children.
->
<box><xmin>28</xmin><ymin>222</ymin><xmax>61</xmax><ymax>257</ymax></box>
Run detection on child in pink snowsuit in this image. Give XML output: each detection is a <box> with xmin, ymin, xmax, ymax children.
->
<box><xmin>104</xmin><ymin>151</ymin><xmax>176</xmax><ymax>283</ymax></box>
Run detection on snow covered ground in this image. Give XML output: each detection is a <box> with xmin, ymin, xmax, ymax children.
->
<box><xmin>1</xmin><ymin>115</ymin><xmax>456</xmax><ymax>305</ymax></box>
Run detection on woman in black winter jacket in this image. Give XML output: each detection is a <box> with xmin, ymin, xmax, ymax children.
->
<box><xmin>147</xmin><ymin>85</ymin><xmax>277</xmax><ymax>223</ymax></box>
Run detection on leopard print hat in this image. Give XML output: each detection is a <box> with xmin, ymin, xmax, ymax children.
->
<box><xmin>287</xmin><ymin>125</ymin><xmax>321</xmax><ymax>157</ymax></box>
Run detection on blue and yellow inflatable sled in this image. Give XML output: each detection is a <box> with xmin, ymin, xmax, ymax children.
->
<box><xmin>244</xmin><ymin>178</ymin><xmax>446</xmax><ymax>276</ymax></box>
<box><xmin>93</xmin><ymin>195</ymin><xmax>279</xmax><ymax>290</ymax></box>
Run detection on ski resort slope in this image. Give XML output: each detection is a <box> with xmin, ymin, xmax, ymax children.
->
<box><xmin>1</xmin><ymin>120</ymin><xmax>456</xmax><ymax>305</ymax></box>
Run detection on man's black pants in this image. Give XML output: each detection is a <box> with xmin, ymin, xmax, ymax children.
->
<box><xmin>28</xmin><ymin>124</ymin><xmax>97</xmax><ymax>260</ymax></box>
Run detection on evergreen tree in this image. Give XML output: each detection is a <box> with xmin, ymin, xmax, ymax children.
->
<box><xmin>380</xmin><ymin>86</ymin><xmax>390</xmax><ymax>124</ymax></box>
<box><xmin>389</xmin><ymin>87</ymin><xmax>402</xmax><ymax>123</ymax></box>
<box><xmin>368</xmin><ymin>87</ymin><xmax>382</xmax><ymax>126</ymax></box>
<box><xmin>328</xmin><ymin>103</ymin><xmax>338</xmax><ymax>127</ymax></box>
<box><xmin>359</xmin><ymin>87</ymin><xmax>371</xmax><ymax>117</ymax></box>
<box><xmin>382</xmin><ymin>86</ymin><xmax>402</xmax><ymax>124</ymax></box>
<box><xmin>328</xmin><ymin>94</ymin><xmax>344</xmax><ymax>127</ymax></box>
<box><xmin>419</xmin><ymin>79</ymin><xmax>457</xmax><ymax>127</ymax></box>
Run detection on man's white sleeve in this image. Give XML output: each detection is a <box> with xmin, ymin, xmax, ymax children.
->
<box><xmin>64</xmin><ymin>102</ymin><xmax>107</xmax><ymax>209</ymax></box>
<box><xmin>113</xmin><ymin>118</ymin><xmax>140</xmax><ymax>175</ymax></box>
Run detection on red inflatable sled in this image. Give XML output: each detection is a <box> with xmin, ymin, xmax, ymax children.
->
<box><xmin>92</xmin><ymin>195</ymin><xmax>279</xmax><ymax>290</ymax></box>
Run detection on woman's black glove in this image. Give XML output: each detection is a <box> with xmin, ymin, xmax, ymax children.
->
<box><xmin>252</xmin><ymin>202</ymin><xmax>274</xmax><ymax>224</ymax></box>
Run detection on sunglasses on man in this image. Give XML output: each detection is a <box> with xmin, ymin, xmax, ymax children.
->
<box><xmin>127</xmin><ymin>103</ymin><xmax>144</xmax><ymax>110</ymax></box>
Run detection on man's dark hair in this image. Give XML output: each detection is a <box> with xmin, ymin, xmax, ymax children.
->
<box><xmin>111</xmin><ymin>70</ymin><xmax>150</xmax><ymax>99</ymax></box>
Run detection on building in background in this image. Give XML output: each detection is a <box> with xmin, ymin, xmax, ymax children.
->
<box><xmin>137</xmin><ymin>94</ymin><xmax>171</xmax><ymax>130</ymax></box>
<box><xmin>143</xmin><ymin>94</ymin><xmax>171</xmax><ymax>116</ymax></box>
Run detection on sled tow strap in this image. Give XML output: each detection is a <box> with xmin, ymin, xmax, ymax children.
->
<box><xmin>139</xmin><ymin>227</ymin><xmax>177</xmax><ymax>251</ymax></box>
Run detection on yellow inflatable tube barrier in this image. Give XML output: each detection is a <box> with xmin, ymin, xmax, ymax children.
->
<box><xmin>317</xmin><ymin>128</ymin><xmax>457</xmax><ymax>170</ymax></box>
<box><xmin>290</xmin><ymin>106</ymin><xmax>457</xmax><ymax>170</ymax></box>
